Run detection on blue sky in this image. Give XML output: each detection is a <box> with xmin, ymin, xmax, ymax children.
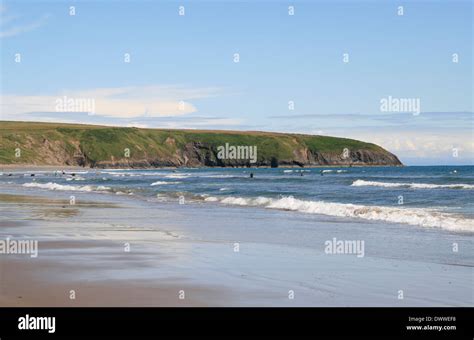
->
<box><xmin>1</xmin><ymin>0</ymin><xmax>472</xmax><ymax>165</ymax></box>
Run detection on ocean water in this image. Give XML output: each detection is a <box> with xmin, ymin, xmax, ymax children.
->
<box><xmin>3</xmin><ymin>166</ymin><xmax>473</xmax><ymax>233</ymax></box>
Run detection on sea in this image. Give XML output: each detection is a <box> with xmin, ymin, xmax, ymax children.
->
<box><xmin>4</xmin><ymin>165</ymin><xmax>473</xmax><ymax>233</ymax></box>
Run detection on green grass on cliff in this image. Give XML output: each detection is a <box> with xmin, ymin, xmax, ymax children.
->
<box><xmin>0</xmin><ymin>121</ymin><xmax>386</xmax><ymax>165</ymax></box>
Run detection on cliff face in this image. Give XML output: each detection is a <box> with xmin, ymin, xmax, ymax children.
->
<box><xmin>0</xmin><ymin>121</ymin><xmax>403</xmax><ymax>167</ymax></box>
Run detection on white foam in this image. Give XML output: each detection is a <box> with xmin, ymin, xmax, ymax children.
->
<box><xmin>23</xmin><ymin>182</ymin><xmax>111</xmax><ymax>192</ymax></box>
<box><xmin>283</xmin><ymin>169</ymin><xmax>310</xmax><ymax>173</ymax></box>
<box><xmin>102</xmin><ymin>171</ymin><xmax>167</xmax><ymax>177</ymax></box>
<box><xmin>150</xmin><ymin>181</ymin><xmax>181</xmax><ymax>186</ymax></box>
<box><xmin>66</xmin><ymin>177</ymin><xmax>86</xmax><ymax>181</ymax></box>
<box><xmin>103</xmin><ymin>172</ymin><xmax>140</xmax><ymax>177</ymax></box>
<box><xmin>352</xmin><ymin>179</ymin><xmax>474</xmax><ymax>190</ymax></box>
<box><xmin>164</xmin><ymin>174</ymin><xmax>191</xmax><ymax>179</ymax></box>
<box><xmin>115</xmin><ymin>191</ymin><xmax>134</xmax><ymax>195</ymax></box>
<box><xmin>205</xmin><ymin>195</ymin><xmax>473</xmax><ymax>232</ymax></box>
<box><xmin>199</xmin><ymin>174</ymin><xmax>235</xmax><ymax>178</ymax></box>
<box><xmin>102</xmin><ymin>172</ymin><xmax>250</xmax><ymax>179</ymax></box>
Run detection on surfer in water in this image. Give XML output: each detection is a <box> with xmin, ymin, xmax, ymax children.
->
<box><xmin>250</xmin><ymin>172</ymin><xmax>254</xmax><ymax>178</ymax></box>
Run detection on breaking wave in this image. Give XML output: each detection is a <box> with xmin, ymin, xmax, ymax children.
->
<box><xmin>352</xmin><ymin>179</ymin><xmax>474</xmax><ymax>190</ymax></box>
<box><xmin>150</xmin><ymin>181</ymin><xmax>181</xmax><ymax>186</ymax></box>
<box><xmin>204</xmin><ymin>195</ymin><xmax>473</xmax><ymax>232</ymax></box>
<box><xmin>320</xmin><ymin>169</ymin><xmax>347</xmax><ymax>174</ymax></box>
<box><xmin>164</xmin><ymin>174</ymin><xmax>191</xmax><ymax>179</ymax></box>
<box><xmin>23</xmin><ymin>182</ymin><xmax>111</xmax><ymax>192</ymax></box>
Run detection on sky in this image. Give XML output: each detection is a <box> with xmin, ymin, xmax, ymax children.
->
<box><xmin>0</xmin><ymin>0</ymin><xmax>472</xmax><ymax>165</ymax></box>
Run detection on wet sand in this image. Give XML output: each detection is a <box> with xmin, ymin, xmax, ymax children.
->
<box><xmin>0</xmin><ymin>255</ymin><xmax>225</xmax><ymax>306</ymax></box>
<box><xmin>0</xmin><ymin>193</ymin><xmax>230</xmax><ymax>306</ymax></box>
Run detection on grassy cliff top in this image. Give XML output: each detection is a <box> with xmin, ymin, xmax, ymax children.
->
<box><xmin>0</xmin><ymin>121</ymin><xmax>398</xmax><ymax>166</ymax></box>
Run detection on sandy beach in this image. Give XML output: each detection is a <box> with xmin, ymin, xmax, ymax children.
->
<box><xmin>0</xmin><ymin>193</ymin><xmax>235</xmax><ymax>306</ymax></box>
<box><xmin>0</xmin><ymin>176</ymin><xmax>472</xmax><ymax>306</ymax></box>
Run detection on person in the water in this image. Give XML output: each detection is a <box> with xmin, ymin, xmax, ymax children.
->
<box><xmin>250</xmin><ymin>173</ymin><xmax>254</xmax><ymax>178</ymax></box>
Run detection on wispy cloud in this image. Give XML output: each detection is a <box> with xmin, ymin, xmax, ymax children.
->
<box><xmin>270</xmin><ymin>111</ymin><xmax>473</xmax><ymax>121</ymax></box>
<box><xmin>348</xmin><ymin>130</ymin><xmax>474</xmax><ymax>164</ymax></box>
<box><xmin>0</xmin><ymin>6</ymin><xmax>50</xmax><ymax>38</ymax></box>
<box><xmin>1</xmin><ymin>111</ymin><xmax>244</xmax><ymax>130</ymax></box>
<box><xmin>1</xmin><ymin>85</ymin><xmax>223</xmax><ymax>119</ymax></box>
<box><xmin>264</xmin><ymin>112</ymin><xmax>474</xmax><ymax>164</ymax></box>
